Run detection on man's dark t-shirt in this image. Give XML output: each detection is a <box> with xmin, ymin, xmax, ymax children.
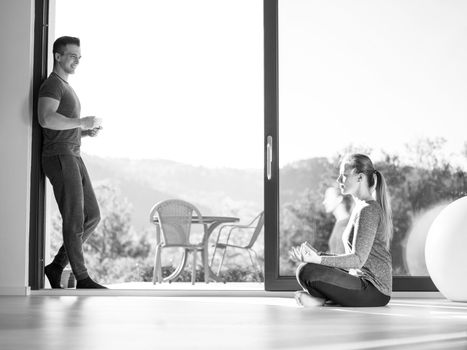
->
<box><xmin>38</xmin><ymin>72</ymin><xmax>82</xmax><ymax>156</ymax></box>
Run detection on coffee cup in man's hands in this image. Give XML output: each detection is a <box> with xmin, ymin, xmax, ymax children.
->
<box><xmin>80</xmin><ymin>116</ymin><xmax>102</xmax><ymax>130</ymax></box>
<box><xmin>93</xmin><ymin>117</ymin><xmax>103</xmax><ymax>128</ymax></box>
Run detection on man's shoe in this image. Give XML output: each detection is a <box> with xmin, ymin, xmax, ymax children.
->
<box><xmin>44</xmin><ymin>263</ymin><xmax>63</xmax><ymax>289</ymax></box>
<box><xmin>76</xmin><ymin>277</ymin><xmax>107</xmax><ymax>289</ymax></box>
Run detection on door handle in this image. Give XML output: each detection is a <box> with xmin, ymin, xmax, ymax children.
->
<box><xmin>267</xmin><ymin>135</ymin><xmax>272</xmax><ymax>180</ymax></box>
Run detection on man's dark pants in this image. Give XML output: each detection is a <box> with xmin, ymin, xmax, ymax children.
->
<box><xmin>42</xmin><ymin>155</ymin><xmax>100</xmax><ymax>280</ymax></box>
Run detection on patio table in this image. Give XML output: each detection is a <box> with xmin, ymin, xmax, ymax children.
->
<box><xmin>151</xmin><ymin>216</ymin><xmax>239</xmax><ymax>282</ymax></box>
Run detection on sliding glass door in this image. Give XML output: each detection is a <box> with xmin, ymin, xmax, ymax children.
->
<box><xmin>32</xmin><ymin>0</ymin><xmax>264</xmax><ymax>289</ymax></box>
<box><xmin>265</xmin><ymin>0</ymin><xmax>467</xmax><ymax>290</ymax></box>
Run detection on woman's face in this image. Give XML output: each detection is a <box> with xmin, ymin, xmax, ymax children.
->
<box><xmin>336</xmin><ymin>163</ymin><xmax>359</xmax><ymax>196</ymax></box>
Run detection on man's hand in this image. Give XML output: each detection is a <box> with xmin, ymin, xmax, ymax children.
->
<box><xmin>83</xmin><ymin>126</ymin><xmax>102</xmax><ymax>137</ymax></box>
<box><xmin>80</xmin><ymin>116</ymin><xmax>102</xmax><ymax>130</ymax></box>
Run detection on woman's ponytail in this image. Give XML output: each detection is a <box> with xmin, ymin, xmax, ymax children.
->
<box><xmin>374</xmin><ymin>170</ymin><xmax>393</xmax><ymax>249</ymax></box>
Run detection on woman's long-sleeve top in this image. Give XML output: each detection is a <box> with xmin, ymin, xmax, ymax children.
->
<box><xmin>320</xmin><ymin>200</ymin><xmax>392</xmax><ymax>296</ymax></box>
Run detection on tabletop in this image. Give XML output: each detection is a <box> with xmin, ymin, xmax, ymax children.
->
<box><xmin>151</xmin><ymin>216</ymin><xmax>239</xmax><ymax>225</ymax></box>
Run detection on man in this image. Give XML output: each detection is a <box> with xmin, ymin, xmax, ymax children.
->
<box><xmin>38</xmin><ymin>36</ymin><xmax>106</xmax><ymax>289</ymax></box>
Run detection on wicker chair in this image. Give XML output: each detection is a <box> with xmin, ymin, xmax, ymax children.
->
<box><xmin>149</xmin><ymin>199</ymin><xmax>209</xmax><ymax>284</ymax></box>
<box><xmin>210</xmin><ymin>211</ymin><xmax>264</xmax><ymax>279</ymax></box>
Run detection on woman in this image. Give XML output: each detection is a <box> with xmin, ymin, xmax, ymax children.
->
<box><xmin>290</xmin><ymin>154</ymin><xmax>393</xmax><ymax>307</ymax></box>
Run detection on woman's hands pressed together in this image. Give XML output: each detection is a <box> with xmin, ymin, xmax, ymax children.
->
<box><xmin>289</xmin><ymin>242</ymin><xmax>322</xmax><ymax>264</ymax></box>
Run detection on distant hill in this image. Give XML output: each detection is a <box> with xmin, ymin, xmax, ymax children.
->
<box><xmin>48</xmin><ymin>154</ymin><xmax>335</xmax><ymax>230</ymax></box>
<box><xmin>81</xmin><ymin>154</ymin><xmax>264</xmax><ymax>230</ymax></box>
<box><xmin>279</xmin><ymin>157</ymin><xmax>336</xmax><ymax>203</ymax></box>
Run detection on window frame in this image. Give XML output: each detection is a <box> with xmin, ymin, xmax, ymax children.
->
<box><xmin>262</xmin><ymin>0</ymin><xmax>437</xmax><ymax>292</ymax></box>
<box><xmin>29</xmin><ymin>0</ymin><xmax>49</xmax><ymax>290</ymax></box>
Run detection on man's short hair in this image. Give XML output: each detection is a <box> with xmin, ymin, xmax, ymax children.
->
<box><xmin>53</xmin><ymin>36</ymin><xmax>80</xmax><ymax>56</ymax></box>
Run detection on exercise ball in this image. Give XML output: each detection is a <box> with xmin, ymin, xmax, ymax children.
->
<box><xmin>425</xmin><ymin>196</ymin><xmax>467</xmax><ymax>302</ymax></box>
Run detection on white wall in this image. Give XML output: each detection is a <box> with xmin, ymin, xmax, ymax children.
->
<box><xmin>0</xmin><ymin>0</ymin><xmax>34</xmax><ymax>295</ymax></box>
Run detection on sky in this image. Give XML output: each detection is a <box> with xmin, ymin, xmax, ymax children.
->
<box><xmin>52</xmin><ymin>0</ymin><xmax>467</xmax><ymax>169</ymax></box>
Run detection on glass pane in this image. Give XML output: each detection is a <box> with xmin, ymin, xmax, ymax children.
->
<box><xmin>44</xmin><ymin>0</ymin><xmax>263</xmax><ymax>287</ymax></box>
<box><xmin>278</xmin><ymin>0</ymin><xmax>467</xmax><ymax>276</ymax></box>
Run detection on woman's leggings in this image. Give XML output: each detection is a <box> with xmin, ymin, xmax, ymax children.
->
<box><xmin>296</xmin><ymin>263</ymin><xmax>390</xmax><ymax>307</ymax></box>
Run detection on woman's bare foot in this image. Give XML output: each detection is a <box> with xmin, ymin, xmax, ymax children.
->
<box><xmin>294</xmin><ymin>291</ymin><xmax>325</xmax><ymax>307</ymax></box>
